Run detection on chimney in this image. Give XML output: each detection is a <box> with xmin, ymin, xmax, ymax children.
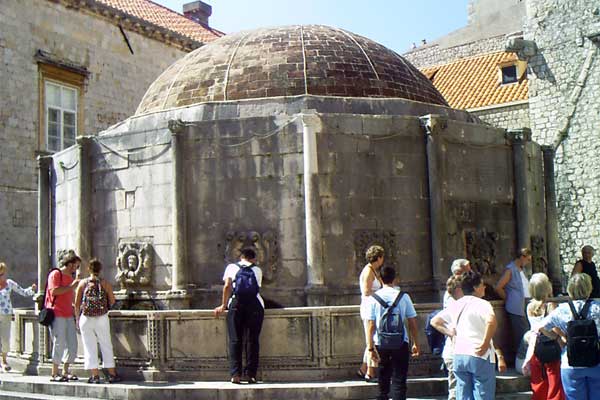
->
<box><xmin>183</xmin><ymin>1</ymin><xmax>212</xmax><ymax>26</ymax></box>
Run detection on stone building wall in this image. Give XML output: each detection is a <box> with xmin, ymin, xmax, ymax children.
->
<box><xmin>0</xmin><ymin>0</ymin><xmax>188</xmax><ymax>298</ymax></box>
<box><xmin>471</xmin><ymin>102</ymin><xmax>531</xmax><ymax>130</ymax></box>
<box><xmin>524</xmin><ymin>0</ymin><xmax>600</xmax><ymax>271</ymax></box>
<box><xmin>404</xmin><ymin>35</ymin><xmax>507</xmax><ymax>69</ymax></box>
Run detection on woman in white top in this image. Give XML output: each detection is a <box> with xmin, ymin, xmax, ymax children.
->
<box><xmin>0</xmin><ymin>262</ymin><xmax>36</xmax><ymax>372</ymax></box>
<box><xmin>522</xmin><ymin>273</ymin><xmax>564</xmax><ymax>400</ymax></box>
<box><xmin>358</xmin><ymin>245</ymin><xmax>384</xmax><ymax>381</ymax></box>
<box><xmin>432</xmin><ymin>271</ymin><xmax>503</xmax><ymax>400</ymax></box>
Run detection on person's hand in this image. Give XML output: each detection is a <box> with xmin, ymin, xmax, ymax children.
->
<box><xmin>213</xmin><ymin>305</ymin><xmax>226</xmax><ymax>317</ymax></box>
<box><xmin>448</xmin><ymin>327</ymin><xmax>456</xmax><ymax>339</ymax></box>
<box><xmin>474</xmin><ymin>341</ymin><xmax>490</xmax><ymax>357</ymax></box>
<box><xmin>369</xmin><ymin>348</ymin><xmax>380</xmax><ymax>363</ymax></box>
<box><xmin>411</xmin><ymin>343</ymin><xmax>420</xmax><ymax>357</ymax></box>
<box><xmin>31</xmin><ymin>283</ymin><xmax>38</xmax><ymax>292</ymax></box>
<box><xmin>497</xmin><ymin>356</ymin><xmax>507</xmax><ymax>373</ymax></box>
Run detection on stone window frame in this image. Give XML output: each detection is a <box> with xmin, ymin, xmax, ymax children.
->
<box><xmin>38</xmin><ymin>63</ymin><xmax>85</xmax><ymax>152</ymax></box>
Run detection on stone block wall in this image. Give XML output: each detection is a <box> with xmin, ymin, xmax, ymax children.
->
<box><xmin>472</xmin><ymin>102</ymin><xmax>531</xmax><ymax>130</ymax></box>
<box><xmin>525</xmin><ymin>0</ymin><xmax>600</xmax><ymax>271</ymax></box>
<box><xmin>0</xmin><ymin>0</ymin><xmax>188</xmax><ymax>297</ymax></box>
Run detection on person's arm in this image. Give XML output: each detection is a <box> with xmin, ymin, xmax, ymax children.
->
<box><xmin>213</xmin><ymin>278</ymin><xmax>233</xmax><ymax>317</ymax></box>
<box><xmin>360</xmin><ymin>268</ymin><xmax>375</xmax><ymax>296</ymax></box>
<box><xmin>366</xmin><ymin>319</ymin><xmax>380</xmax><ymax>363</ymax></box>
<box><xmin>103</xmin><ymin>280</ymin><xmax>117</xmax><ymax>307</ymax></box>
<box><xmin>475</xmin><ymin>312</ymin><xmax>497</xmax><ymax>356</ymax></box>
<box><xmin>74</xmin><ymin>280</ymin><xmax>85</xmax><ymax>326</ymax></box>
<box><xmin>494</xmin><ymin>269</ymin><xmax>511</xmax><ymax>300</ymax></box>
<box><xmin>572</xmin><ymin>261</ymin><xmax>583</xmax><ymax>276</ymax></box>
<box><xmin>408</xmin><ymin>317</ymin><xmax>420</xmax><ymax>357</ymax></box>
<box><xmin>431</xmin><ymin>313</ymin><xmax>455</xmax><ymax>338</ymax></box>
<box><xmin>8</xmin><ymin>279</ymin><xmax>37</xmax><ymax>297</ymax></box>
<box><xmin>495</xmin><ymin>347</ymin><xmax>507</xmax><ymax>372</ymax></box>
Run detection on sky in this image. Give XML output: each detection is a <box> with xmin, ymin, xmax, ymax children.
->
<box><xmin>155</xmin><ymin>0</ymin><xmax>470</xmax><ymax>54</ymax></box>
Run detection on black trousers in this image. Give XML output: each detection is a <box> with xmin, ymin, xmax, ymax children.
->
<box><xmin>376</xmin><ymin>343</ymin><xmax>409</xmax><ymax>400</ymax></box>
<box><xmin>226</xmin><ymin>297</ymin><xmax>264</xmax><ymax>377</ymax></box>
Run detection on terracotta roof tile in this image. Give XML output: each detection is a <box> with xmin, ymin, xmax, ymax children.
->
<box><xmin>97</xmin><ymin>0</ymin><xmax>224</xmax><ymax>43</ymax></box>
<box><xmin>421</xmin><ymin>52</ymin><xmax>528</xmax><ymax>110</ymax></box>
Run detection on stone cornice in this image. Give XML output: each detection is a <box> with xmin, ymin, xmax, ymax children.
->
<box><xmin>55</xmin><ymin>0</ymin><xmax>204</xmax><ymax>52</ymax></box>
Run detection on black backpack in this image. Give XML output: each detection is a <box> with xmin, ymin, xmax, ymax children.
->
<box><xmin>233</xmin><ymin>263</ymin><xmax>259</xmax><ymax>300</ymax></box>
<box><xmin>534</xmin><ymin>304</ymin><xmax>561</xmax><ymax>364</ymax></box>
<box><xmin>425</xmin><ymin>309</ymin><xmax>445</xmax><ymax>356</ymax></box>
<box><xmin>566</xmin><ymin>299</ymin><xmax>600</xmax><ymax>367</ymax></box>
<box><xmin>371</xmin><ymin>291</ymin><xmax>406</xmax><ymax>350</ymax></box>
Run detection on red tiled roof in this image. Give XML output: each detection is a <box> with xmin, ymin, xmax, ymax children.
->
<box><xmin>97</xmin><ymin>0</ymin><xmax>224</xmax><ymax>43</ymax></box>
<box><xmin>421</xmin><ymin>51</ymin><xmax>528</xmax><ymax>110</ymax></box>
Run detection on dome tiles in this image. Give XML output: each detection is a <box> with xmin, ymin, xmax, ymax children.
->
<box><xmin>136</xmin><ymin>25</ymin><xmax>448</xmax><ymax>115</ymax></box>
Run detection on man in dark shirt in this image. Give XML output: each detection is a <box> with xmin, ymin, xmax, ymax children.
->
<box><xmin>572</xmin><ymin>245</ymin><xmax>600</xmax><ymax>298</ymax></box>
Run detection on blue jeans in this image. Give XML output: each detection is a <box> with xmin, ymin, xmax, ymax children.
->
<box><xmin>561</xmin><ymin>364</ymin><xmax>600</xmax><ymax>400</ymax></box>
<box><xmin>453</xmin><ymin>354</ymin><xmax>496</xmax><ymax>400</ymax></box>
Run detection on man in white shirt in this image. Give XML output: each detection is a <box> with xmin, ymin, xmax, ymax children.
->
<box><xmin>366</xmin><ymin>266</ymin><xmax>420</xmax><ymax>400</ymax></box>
<box><xmin>214</xmin><ymin>248</ymin><xmax>264</xmax><ymax>384</ymax></box>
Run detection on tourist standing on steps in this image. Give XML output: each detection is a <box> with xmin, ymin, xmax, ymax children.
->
<box><xmin>214</xmin><ymin>247</ymin><xmax>264</xmax><ymax>384</ymax></box>
<box><xmin>495</xmin><ymin>248</ymin><xmax>532</xmax><ymax>350</ymax></box>
<box><xmin>358</xmin><ymin>244</ymin><xmax>384</xmax><ymax>382</ymax></box>
<box><xmin>572</xmin><ymin>245</ymin><xmax>600</xmax><ymax>299</ymax></box>
<box><xmin>432</xmin><ymin>271</ymin><xmax>499</xmax><ymax>400</ymax></box>
<box><xmin>45</xmin><ymin>251</ymin><xmax>81</xmax><ymax>382</ymax></box>
<box><xmin>522</xmin><ymin>273</ymin><xmax>564</xmax><ymax>400</ymax></box>
<box><xmin>74</xmin><ymin>259</ymin><xmax>121</xmax><ymax>384</ymax></box>
<box><xmin>0</xmin><ymin>262</ymin><xmax>37</xmax><ymax>372</ymax></box>
<box><xmin>538</xmin><ymin>273</ymin><xmax>600</xmax><ymax>400</ymax></box>
<box><xmin>366</xmin><ymin>265</ymin><xmax>420</xmax><ymax>400</ymax></box>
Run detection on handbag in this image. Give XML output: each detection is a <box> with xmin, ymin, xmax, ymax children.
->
<box><xmin>38</xmin><ymin>268</ymin><xmax>61</xmax><ymax>327</ymax></box>
<box><xmin>533</xmin><ymin>303</ymin><xmax>561</xmax><ymax>364</ymax></box>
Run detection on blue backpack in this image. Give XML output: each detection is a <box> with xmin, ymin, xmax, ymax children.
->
<box><xmin>233</xmin><ymin>263</ymin><xmax>259</xmax><ymax>300</ymax></box>
<box><xmin>372</xmin><ymin>291</ymin><xmax>406</xmax><ymax>350</ymax></box>
<box><xmin>425</xmin><ymin>310</ymin><xmax>446</xmax><ymax>356</ymax></box>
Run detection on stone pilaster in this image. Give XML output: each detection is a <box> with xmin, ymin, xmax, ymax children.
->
<box><xmin>37</xmin><ymin>156</ymin><xmax>52</xmax><ymax>296</ymax></box>
<box><xmin>509</xmin><ymin>129</ymin><xmax>533</xmax><ymax>251</ymax></box>
<box><xmin>76</xmin><ymin>136</ymin><xmax>93</xmax><ymax>265</ymax></box>
<box><xmin>168</xmin><ymin>120</ymin><xmax>188</xmax><ymax>292</ymax></box>
<box><xmin>542</xmin><ymin>146</ymin><xmax>563</xmax><ymax>293</ymax></box>
<box><xmin>301</xmin><ymin>113</ymin><xmax>326</xmax><ymax>305</ymax></box>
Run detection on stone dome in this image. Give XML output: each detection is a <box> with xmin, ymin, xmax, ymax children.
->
<box><xmin>136</xmin><ymin>25</ymin><xmax>448</xmax><ymax>115</ymax></box>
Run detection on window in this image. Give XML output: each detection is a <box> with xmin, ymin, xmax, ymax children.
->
<box><xmin>501</xmin><ymin>65</ymin><xmax>518</xmax><ymax>85</ymax></box>
<box><xmin>37</xmin><ymin>57</ymin><xmax>86</xmax><ymax>153</ymax></box>
<box><xmin>45</xmin><ymin>82</ymin><xmax>78</xmax><ymax>152</ymax></box>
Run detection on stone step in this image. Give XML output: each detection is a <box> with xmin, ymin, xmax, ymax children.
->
<box><xmin>0</xmin><ymin>372</ymin><xmax>531</xmax><ymax>400</ymax></box>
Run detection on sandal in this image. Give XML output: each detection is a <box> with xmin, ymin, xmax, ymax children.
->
<box><xmin>108</xmin><ymin>374</ymin><xmax>122</xmax><ymax>384</ymax></box>
<box><xmin>50</xmin><ymin>375</ymin><xmax>68</xmax><ymax>382</ymax></box>
<box><xmin>65</xmin><ymin>374</ymin><xmax>78</xmax><ymax>381</ymax></box>
<box><xmin>356</xmin><ymin>369</ymin><xmax>366</xmax><ymax>379</ymax></box>
<box><xmin>87</xmin><ymin>375</ymin><xmax>101</xmax><ymax>384</ymax></box>
<box><xmin>2</xmin><ymin>365</ymin><xmax>11</xmax><ymax>372</ymax></box>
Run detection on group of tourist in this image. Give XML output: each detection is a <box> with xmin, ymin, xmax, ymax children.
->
<box><xmin>358</xmin><ymin>245</ymin><xmax>600</xmax><ymax>400</ymax></box>
<box><xmin>0</xmin><ymin>252</ymin><xmax>120</xmax><ymax>384</ymax></box>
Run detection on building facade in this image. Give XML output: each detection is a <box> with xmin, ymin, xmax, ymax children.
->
<box><xmin>0</xmin><ymin>0</ymin><xmax>221</xmax><ymax>303</ymax></box>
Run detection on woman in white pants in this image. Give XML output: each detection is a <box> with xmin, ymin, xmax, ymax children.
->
<box><xmin>74</xmin><ymin>259</ymin><xmax>121</xmax><ymax>384</ymax></box>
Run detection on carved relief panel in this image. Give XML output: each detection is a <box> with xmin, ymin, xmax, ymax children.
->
<box><xmin>465</xmin><ymin>229</ymin><xmax>498</xmax><ymax>276</ymax></box>
<box><xmin>353</xmin><ymin>230</ymin><xmax>397</xmax><ymax>273</ymax></box>
<box><xmin>223</xmin><ymin>230</ymin><xmax>278</xmax><ymax>283</ymax></box>
<box><xmin>115</xmin><ymin>240</ymin><xmax>153</xmax><ymax>290</ymax></box>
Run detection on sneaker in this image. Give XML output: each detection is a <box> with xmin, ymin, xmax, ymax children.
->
<box><xmin>247</xmin><ymin>376</ymin><xmax>258</xmax><ymax>384</ymax></box>
<box><xmin>230</xmin><ymin>375</ymin><xmax>241</xmax><ymax>384</ymax></box>
<box><xmin>364</xmin><ymin>374</ymin><xmax>378</xmax><ymax>384</ymax></box>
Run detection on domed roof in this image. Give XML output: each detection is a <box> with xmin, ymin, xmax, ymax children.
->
<box><xmin>136</xmin><ymin>25</ymin><xmax>448</xmax><ymax>115</ymax></box>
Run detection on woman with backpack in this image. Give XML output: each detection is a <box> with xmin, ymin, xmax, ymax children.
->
<box><xmin>74</xmin><ymin>259</ymin><xmax>121</xmax><ymax>384</ymax></box>
<box><xmin>522</xmin><ymin>273</ymin><xmax>564</xmax><ymax>400</ymax></box>
<box><xmin>539</xmin><ymin>273</ymin><xmax>600</xmax><ymax>400</ymax></box>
